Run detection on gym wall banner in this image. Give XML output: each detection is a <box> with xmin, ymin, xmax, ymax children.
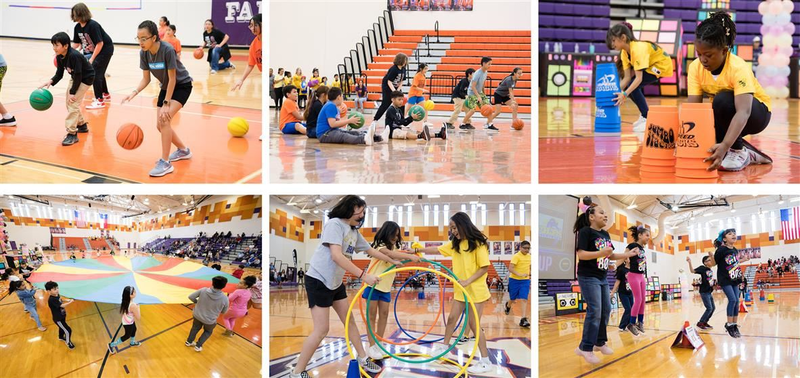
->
<box><xmin>211</xmin><ymin>0</ymin><xmax>261</xmax><ymax>47</ymax></box>
<box><xmin>389</xmin><ymin>0</ymin><xmax>473</xmax><ymax>11</ymax></box>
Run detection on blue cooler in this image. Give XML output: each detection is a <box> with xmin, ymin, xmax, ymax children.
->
<box><xmin>594</xmin><ymin>63</ymin><xmax>622</xmax><ymax>133</ymax></box>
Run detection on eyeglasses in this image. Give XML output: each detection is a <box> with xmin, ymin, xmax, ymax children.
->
<box><xmin>135</xmin><ymin>35</ymin><xmax>154</xmax><ymax>43</ymax></box>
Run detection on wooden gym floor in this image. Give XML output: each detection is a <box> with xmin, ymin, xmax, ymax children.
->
<box><xmin>539</xmin><ymin>97</ymin><xmax>800</xmax><ymax>183</ymax></box>
<box><xmin>269</xmin><ymin>287</ymin><xmax>531</xmax><ymax>377</ymax></box>
<box><xmin>0</xmin><ymin>251</ymin><xmax>262</xmax><ymax>377</ymax></box>
<box><xmin>538</xmin><ymin>291</ymin><xmax>800</xmax><ymax>378</ymax></box>
<box><xmin>268</xmin><ymin>108</ymin><xmax>532</xmax><ymax>184</ymax></box>
<box><xmin>0</xmin><ymin>38</ymin><xmax>262</xmax><ymax>184</ymax></box>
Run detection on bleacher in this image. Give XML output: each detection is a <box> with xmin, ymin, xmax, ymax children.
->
<box><xmin>753</xmin><ymin>263</ymin><xmax>800</xmax><ymax>290</ymax></box>
<box><xmin>539</xmin><ymin>0</ymin><xmax>612</xmax><ymax>53</ymax></box>
<box><xmin>343</xmin><ymin>29</ymin><xmax>531</xmax><ymax>119</ymax></box>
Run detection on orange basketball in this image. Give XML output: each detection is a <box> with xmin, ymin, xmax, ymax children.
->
<box><xmin>480</xmin><ymin>104</ymin><xmax>493</xmax><ymax>117</ymax></box>
<box><xmin>116</xmin><ymin>123</ymin><xmax>144</xmax><ymax>150</ymax></box>
<box><xmin>512</xmin><ymin>118</ymin><xmax>525</xmax><ymax>130</ymax></box>
<box><xmin>193</xmin><ymin>48</ymin><xmax>204</xmax><ymax>60</ymax></box>
<box><xmin>339</xmin><ymin>103</ymin><xmax>348</xmax><ymax>119</ymax></box>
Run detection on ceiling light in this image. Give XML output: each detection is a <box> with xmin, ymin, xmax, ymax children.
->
<box><xmin>671</xmin><ymin>205</ymin><xmax>679</xmax><ymax>212</ymax></box>
<box><xmin>731</xmin><ymin>209</ymin><xmax>736</xmax><ymax>213</ymax></box>
<box><xmin>300</xmin><ymin>209</ymin><xmax>311</xmax><ymax>214</ymax></box>
<box><xmin>703</xmin><ymin>213</ymin><xmax>712</xmax><ymax>217</ymax></box>
<box><xmin>182</xmin><ymin>202</ymin><xmax>187</xmax><ymax>206</ymax></box>
<box><xmin>286</xmin><ymin>202</ymin><xmax>297</xmax><ymax>206</ymax></box>
<box><xmin>691</xmin><ymin>217</ymin><xmax>696</xmax><ymax>221</ymax></box>
<box><xmin>404</xmin><ymin>202</ymin><xmax>415</xmax><ymax>206</ymax></box>
<box><xmin>469</xmin><ymin>201</ymin><xmax>479</xmax><ymax>204</ymax></box>
<box><xmin>428</xmin><ymin>195</ymin><xmax>441</xmax><ymax>199</ymax></box>
<box><xmin>627</xmin><ymin>204</ymin><xmax>638</xmax><ymax>210</ymax></box>
<box><xmin>778</xmin><ymin>200</ymin><xmax>785</xmax><ymax>205</ymax></box>
<box><xmin>313</xmin><ymin>210</ymin><xmax>319</xmax><ymax>214</ymax></box>
<box><xmin>315</xmin><ymin>198</ymin><xmax>323</xmax><ymax>204</ymax></box>
<box><xmin>360</xmin><ymin>196</ymin><xmax>366</xmax><ymax>200</ymax></box>
<box><xmin>790</xmin><ymin>197</ymin><xmax>800</xmax><ymax>203</ymax></box>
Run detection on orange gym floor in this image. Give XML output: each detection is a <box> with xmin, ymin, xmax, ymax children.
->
<box><xmin>538</xmin><ymin>97</ymin><xmax>800</xmax><ymax>184</ymax></box>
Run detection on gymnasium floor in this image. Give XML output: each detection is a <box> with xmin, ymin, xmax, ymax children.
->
<box><xmin>538</xmin><ymin>291</ymin><xmax>800</xmax><ymax>378</ymax></box>
<box><xmin>268</xmin><ymin>109</ymin><xmax>532</xmax><ymax>184</ymax></box>
<box><xmin>268</xmin><ymin>287</ymin><xmax>531</xmax><ymax>377</ymax></box>
<box><xmin>539</xmin><ymin>97</ymin><xmax>800</xmax><ymax>183</ymax></box>
<box><xmin>0</xmin><ymin>38</ymin><xmax>262</xmax><ymax>184</ymax></box>
<box><xmin>0</xmin><ymin>251</ymin><xmax>262</xmax><ymax>377</ymax></box>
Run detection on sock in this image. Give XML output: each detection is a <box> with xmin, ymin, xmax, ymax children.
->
<box><xmin>481</xmin><ymin>356</ymin><xmax>490</xmax><ymax>364</ymax></box>
<box><xmin>2</xmin><ymin>113</ymin><xmax>11</xmax><ymax>119</ymax></box>
<box><xmin>110</xmin><ymin>338</ymin><xmax>120</xmax><ymax>347</ymax></box>
<box><xmin>130</xmin><ymin>336</ymin><xmax>136</xmax><ymax>344</ymax></box>
<box><xmin>637</xmin><ymin>314</ymin><xmax>644</xmax><ymax>324</ymax></box>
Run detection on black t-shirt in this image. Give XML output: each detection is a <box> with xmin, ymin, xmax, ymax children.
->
<box><xmin>693</xmin><ymin>265</ymin><xmax>714</xmax><ymax>293</ymax></box>
<box><xmin>615</xmin><ymin>265</ymin><xmax>632</xmax><ymax>295</ymax></box>
<box><xmin>714</xmin><ymin>245</ymin><xmax>742</xmax><ymax>286</ymax></box>
<box><xmin>48</xmin><ymin>294</ymin><xmax>66</xmax><ymax>321</ymax></box>
<box><xmin>306</xmin><ymin>99</ymin><xmax>322</xmax><ymax>138</ymax></box>
<box><xmin>203</xmin><ymin>28</ymin><xmax>231</xmax><ymax>63</ymax></box>
<box><xmin>576</xmin><ymin>227</ymin><xmax>613</xmax><ymax>280</ymax></box>
<box><xmin>52</xmin><ymin>47</ymin><xmax>96</xmax><ymax>95</ymax></box>
<box><xmin>73</xmin><ymin>20</ymin><xmax>114</xmax><ymax>57</ymax></box>
<box><xmin>627</xmin><ymin>242</ymin><xmax>647</xmax><ymax>275</ymax></box>
<box><xmin>382</xmin><ymin>65</ymin><xmax>405</xmax><ymax>93</ymax></box>
<box><xmin>452</xmin><ymin>77</ymin><xmax>470</xmax><ymax>99</ymax></box>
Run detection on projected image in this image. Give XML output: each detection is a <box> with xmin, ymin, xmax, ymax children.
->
<box><xmin>538</xmin><ymin>196</ymin><xmax>580</xmax><ymax>280</ymax></box>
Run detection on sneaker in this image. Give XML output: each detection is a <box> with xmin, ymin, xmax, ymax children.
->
<box><xmin>185</xmin><ymin>341</ymin><xmax>195</xmax><ymax>347</ymax></box>
<box><xmin>745</xmin><ymin>146</ymin><xmax>772</xmax><ymax>165</ymax></box>
<box><xmin>210</xmin><ymin>70</ymin><xmax>217</xmax><ymax>75</ymax></box>
<box><xmin>86</xmin><ymin>99</ymin><xmax>105</xmax><ymax>109</ymax></box>
<box><xmin>368</xmin><ymin>344</ymin><xmax>385</xmax><ymax>360</ymax></box>
<box><xmin>358</xmin><ymin>357</ymin><xmax>382</xmax><ymax>374</ymax></box>
<box><xmin>438</xmin><ymin>126</ymin><xmax>447</xmax><ymax>140</ymax></box>
<box><xmin>459</xmin><ymin>123</ymin><xmax>475</xmax><ymax>130</ymax></box>
<box><xmin>444</xmin><ymin>122</ymin><xmax>455</xmax><ymax>130</ymax></box>
<box><xmin>380</xmin><ymin>124</ymin><xmax>390</xmax><ymax>141</ymax></box>
<box><xmin>130</xmin><ymin>341</ymin><xmax>141</xmax><ymax>346</ymax></box>
<box><xmin>574</xmin><ymin>347</ymin><xmax>601</xmax><ymax>364</ymax></box>
<box><xmin>107</xmin><ymin>342</ymin><xmax>117</xmax><ymax>354</ymax></box>
<box><xmin>0</xmin><ymin>116</ymin><xmax>17</xmax><ymax>126</ymax></box>
<box><xmin>149</xmin><ymin>159</ymin><xmax>174</xmax><ymax>177</ymax></box>
<box><xmin>593</xmin><ymin>344</ymin><xmax>614</xmax><ymax>355</ymax></box>
<box><xmin>68</xmin><ymin>342</ymin><xmax>75</xmax><ymax>349</ymax></box>
<box><xmin>429</xmin><ymin>342</ymin><xmax>448</xmax><ymax>356</ymax></box>
<box><xmin>374</xmin><ymin>134</ymin><xmax>384</xmax><ymax>144</ymax></box>
<box><xmin>467</xmin><ymin>359</ymin><xmax>492</xmax><ymax>374</ymax></box>
<box><xmin>626</xmin><ymin>323</ymin><xmax>640</xmax><ymax>336</ymax></box>
<box><xmin>704</xmin><ymin>323</ymin><xmax>714</xmax><ymax>330</ymax></box>
<box><xmin>420</xmin><ymin>124</ymin><xmax>431</xmax><ymax>141</ymax></box>
<box><xmin>103</xmin><ymin>93</ymin><xmax>111</xmax><ymax>101</ymax></box>
<box><xmin>229</xmin><ymin>63</ymin><xmax>236</xmax><ymax>69</ymax></box>
<box><xmin>288</xmin><ymin>371</ymin><xmax>310</xmax><ymax>378</ymax></box>
<box><xmin>733</xmin><ymin>324</ymin><xmax>742</xmax><ymax>338</ymax></box>
<box><xmin>62</xmin><ymin>133</ymin><xmax>79</xmax><ymax>146</ymax></box>
<box><xmin>77</xmin><ymin>123</ymin><xmax>89</xmax><ymax>133</ymax></box>
<box><xmin>38</xmin><ymin>326</ymin><xmax>46</xmax><ymax>331</ymax></box>
<box><xmin>520</xmin><ymin>317</ymin><xmax>530</xmax><ymax>328</ymax></box>
<box><xmin>637</xmin><ymin>322</ymin><xmax>645</xmax><ymax>334</ymax></box>
<box><xmin>364</xmin><ymin>121</ymin><xmax>375</xmax><ymax>146</ymax></box>
<box><xmin>724</xmin><ymin>323</ymin><xmax>737</xmax><ymax>338</ymax></box>
<box><xmin>632</xmin><ymin>115</ymin><xmax>647</xmax><ymax>132</ymax></box>
<box><xmin>696</xmin><ymin>322</ymin><xmax>708</xmax><ymax>330</ymax></box>
<box><xmin>194</xmin><ymin>345</ymin><xmax>203</xmax><ymax>352</ymax></box>
<box><xmin>620</xmin><ymin>327</ymin><xmax>628</xmax><ymax>333</ymax></box>
<box><xmin>168</xmin><ymin>147</ymin><xmax>193</xmax><ymax>162</ymax></box>
<box><xmin>486</xmin><ymin>124</ymin><xmax>499</xmax><ymax>132</ymax></box>
<box><xmin>719</xmin><ymin>148</ymin><xmax>750</xmax><ymax>171</ymax></box>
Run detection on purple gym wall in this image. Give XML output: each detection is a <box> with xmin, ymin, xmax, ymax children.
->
<box><xmin>211</xmin><ymin>0</ymin><xmax>261</xmax><ymax>46</ymax></box>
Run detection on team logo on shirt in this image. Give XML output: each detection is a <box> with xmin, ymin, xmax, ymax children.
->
<box><xmin>738</xmin><ymin>79</ymin><xmax>746</xmax><ymax>88</ymax></box>
<box><xmin>625</xmin><ymin>282</ymin><xmax>631</xmax><ymax>291</ymax></box>
<box><xmin>725</xmin><ymin>254</ymin><xmax>741</xmax><ymax>280</ymax></box>
<box><xmin>594</xmin><ymin>238</ymin><xmax>612</xmax><ymax>270</ymax></box>
<box><xmin>148</xmin><ymin>62</ymin><xmax>166</xmax><ymax>70</ymax></box>
<box><xmin>637</xmin><ymin>249</ymin><xmax>646</xmax><ymax>272</ymax></box>
<box><xmin>342</xmin><ymin>232</ymin><xmax>357</xmax><ymax>259</ymax></box>
<box><xmin>705</xmin><ymin>270</ymin><xmax>713</xmax><ymax>281</ymax></box>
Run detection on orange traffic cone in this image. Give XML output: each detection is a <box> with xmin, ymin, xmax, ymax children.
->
<box><xmin>739</xmin><ymin>301</ymin><xmax>748</xmax><ymax>313</ymax></box>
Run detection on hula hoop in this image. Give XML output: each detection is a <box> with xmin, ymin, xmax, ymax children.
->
<box><xmin>345</xmin><ymin>266</ymin><xmax>480</xmax><ymax>378</ymax></box>
<box><xmin>392</xmin><ymin>270</ymin><xmax>465</xmax><ymax>343</ymax></box>
<box><xmin>357</xmin><ymin>263</ymin><xmax>447</xmax><ymax>346</ymax></box>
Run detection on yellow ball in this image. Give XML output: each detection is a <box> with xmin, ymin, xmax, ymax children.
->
<box><xmin>423</xmin><ymin>100</ymin><xmax>435</xmax><ymax>111</ymax></box>
<box><xmin>227</xmin><ymin>117</ymin><xmax>249</xmax><ymax>137</ymax></box>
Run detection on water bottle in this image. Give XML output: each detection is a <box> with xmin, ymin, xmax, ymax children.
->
<box><xmin>545</xmin><ymin>42</ymin><xmax>550</xmax><ymax>52</ymax></box>
<box><xmin>589</xmin><ymin>43</ymin><xmax>595</xmax><ymax>54</ymax></box>
<box><xmin>575</xmin><ymin>43</ymin><xmax>580</xmax><ymax>53</ymax></box>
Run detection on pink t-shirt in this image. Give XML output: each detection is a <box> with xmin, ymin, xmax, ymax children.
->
<box><xmin>228</xmin><ymin>288</ymin><xmax>252</xmax><ymax>312</ymax></box>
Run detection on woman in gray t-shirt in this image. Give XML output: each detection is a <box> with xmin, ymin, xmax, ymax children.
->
<box><xmin>122</xmin><ymin>20</ymin><xmax>194</xmax><ymax>178</ymax></box>
<box><xmin>291</xmin><ymin>195</ymin><xmax>402</xmax><ymax>378</ymax></box>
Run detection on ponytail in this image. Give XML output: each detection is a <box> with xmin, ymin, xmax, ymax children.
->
<box><xmin>696</xmin><ymin>11</ymin><xmax>736</xmax><ymax>49</ymax></box>
<box><xmin>627</xmin><ymin>225</ymin><xmax>648</xmax><ymax>243</ymax></box>
<box><xmin>573</xmin><ymin>205</ymin><xmax>597</xmax><ymax>233</ymax></box>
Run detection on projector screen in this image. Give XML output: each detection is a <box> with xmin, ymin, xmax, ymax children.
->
<box><xmin>539</xmin><ymin>195</ymin><xmax>578</xmax><ymax>280</ymax></box>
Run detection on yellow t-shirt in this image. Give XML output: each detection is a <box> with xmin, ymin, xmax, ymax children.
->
<box><xmin>688</xmin><ymin>52</ymin><xmax>771</xmax><ymax>112</ymax></box>
<box><xmin>365</xmin><ymin>243</ymin><xmax>396</xmax><ymax>293</ymax></box>
<box><xmin>291</xmin><ymin>74</ymin><xmax>303</xmax><ymax>90</ymax></box>
<box><xmin>438</xmin><ymin>240</ymin><xmax>490</xmax><ymax>303</ymax></box>
<box><xmin>509</xmin><ymin>251</ymin><xmax>531</xmax><ymax>280</ymax></box>
<box><xmin>331</xmin><ymin>79</ymin><xmax>341</xmax><ymax>89</ymax></box>
<box><xmin>309</xmin><ymin>76</ymin><xmax>322</xmax><ymax>90</ymax></box>
<box><xmin>621</xmin><ymin>40</ymin><xmax>674</xmax><ymax>78</ymax></box>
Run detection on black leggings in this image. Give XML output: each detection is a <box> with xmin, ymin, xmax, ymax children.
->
<box><xmin>275</xmin><ymin>89</ymin><xmax>284</xmax><ymax>108</ymax></box>
<box><xmin>120</xmin><ymin>323</ymin><xmax>137</xmax><ymax>342</ymax></box>
<box><xmin>91</xmin><ymin>54</ymin><xmax>112</xmax><ymax>100</ymax></box>
<box><xmin>625</xmin><ymin>71</ymin><xmax>659</xmax><ymax>118</ymax></box>
<box><xmin>373</xmin><ymin>90</ymin><xmax>393</xmax><ymax>121</ymax></box>
<box><xmin>712</xmin><ymin>91</ymin><xmax>771</xmax><ymax>150</ymax></box>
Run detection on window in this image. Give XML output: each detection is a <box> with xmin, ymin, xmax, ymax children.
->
<box><xmin>759</xmin><ymin>212</ymin><xmax>767</xmax><ymax>234</ymax></box>
<box><xmin>481</xmin><ymin>204</ymin><xmax>487</xmax><ymax>226</ymax></box>
<box><xmin>364</xmin><ymin>207</ymin><xmax>370</xmax><ymax>228</ymax></box>
<box><xmin>371</xmin><ymin>207</ymin><xmax>378</xmax><ymax>228</ymax></box>
<box><xmin>443</xmin><ymin>204</ymin><xmax>450</xmax><ymax>226</ymax></box>
<box><xmin>461</xmin><ymin>204</ymin><xmax>467</xmax><ymax>213</ymax></box>
<box><xmin>406</xmin><ymin>205</ymin><xmax>413</xmax><ymax>227</ymax></box>
<box><xmin>769</xmin><ymin>211</ymin><xmax>776</xmax><ymax>233</ymax></box>
<box><xmin>433</xmin><ymin>204</ymin><xmax>439</xmax><ymax>226</ymax></box>
<box><xmin>389</xmin><ymin>205</ymin><xmax>395</xmax><ymax>223</ymax></box>
<box><xmin>470</xmin><ymin>203</ymin><xmax>477</xmax><ymax>222</ymax></box>
<box><xmin>520</xmin><ymin>203</ymin><xmax>526</xmax><ymax>225</ymax></box>
<box><xmin>396</xmin><ymin>206</ymin><xmax>403</xmax><ymax>227</ymax></box>
<box><xmin>750</xmin><ymin>214</ymin><xmax>757</xmax><ymax>234</ymax></box>
<box><xmin>509</xmin><ymin>204</ymin><xmax>515</xmax><ymax>225</ymax></box>
<box><xmin>499</xmin><ymin>204</ymin><xmax>506</xmax><ymax>226</ymax></box>
<box><xmin>735</xmin><ymin>216</ymin><xmax>741</xmax><ymax>234</ymax></box>
<box><xmin>423</xmin><ymin>205</ymin><xmax>430</xmax><ymax>226</ymax></box>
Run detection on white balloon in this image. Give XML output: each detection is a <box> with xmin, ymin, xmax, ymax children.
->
<box><xmin>783</xmin><ymin>0</ymin><xmax>795</xmax><ymax>13</ymax></box>
<box><xmin>766</xmin><ymin>66</ymin><xmax>778</xmax><ymax>76</ymax></box>
<box><xmin>777</xmin><ymin>87</ymin><xmax>790</xmax><ymax>99</ymax></box>
<box><xmin>775</xmin><ymin>13</ymin><xmax>791</xmax><ymax>24</ymax></box>
<box><xmin>762</xmin><ymin>14</ymin><xmax>777</xmax><ymax>25</ymax></box>
<box><xmin>778</xmin><ymin>66</ymin><xmax>791</xmax><ymax>77</ymax></box>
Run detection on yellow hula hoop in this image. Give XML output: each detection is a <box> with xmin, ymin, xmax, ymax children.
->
<box><xmin>344</xmin><ymin>266</ymin><xmax>480</xmax><ymax>378</ymax></box>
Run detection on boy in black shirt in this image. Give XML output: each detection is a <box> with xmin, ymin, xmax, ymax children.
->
<box><xmin>688</xmin><ymin>256</ymin><xmax>716</xmax><ymax>330</ymax></box>
<box><xmin>46</xmin><ymin>281</ymin><xmax>75</xmax><ymax>349</ymax></box>
<box><xmin>39</xmin><ymin>32</ymin><xmax>95</xmax><ymax>146</ymax></box>
<box><xmin>611</xmin><ymin>259</ymin><xmax>637</xmax><ymax>335</ymax></box>
<box><xmin>445</xmin><ymin>68</ymin><xmax>474</xmax><ymax>130</ymax></box>
<box><xmin>378</xmin><ymin>91</ymin><xmax>446</xmax><ymax>141</ymax></box>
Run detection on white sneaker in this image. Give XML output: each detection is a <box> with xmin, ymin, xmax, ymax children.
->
<box><xmin>380</xmin><ymin>125</ymin><xmax>390</xmax><ymax>142</ymax></box>
<box><xmin>429</xmin><ymin>342</ymin><xmax>448</xmax><ymax>357</ymax></box>
<box><xmin>593</xmin><ymin>344</ymin><xmax>614</xmax><ymax>355</ymax></box>
<box><xmin>575</xmin><ymin>347</ymin><xmax>601</xmax><ymax>364</ymax></box>
<box><xmin>210</xmin><ymin>70</ymin><xmax>218</xmax><ymax>75</ymax></box>
<box><xmin>259</xmin><ymin>135</ymin><xmax>263</xmax><ymax>141</ymax></box>
<box><xmin>364</xmin><ymin>121</ymin><xmax>375</xmax><ymax>146</ymax></box>
<box><xmin>367</xmin><ymin>344</ymin><xmax>385</xmax><ymax>360</ymax></box>
<box><xmin>467</xmin><ymin>359</ymin><xmax>492</xmax><ymax>374</ymax></box>
<box><xmin>719</xmin><ymin>148</ymin><xmax>750</xmax><ymax>171</ymax></box>
<box><xmin>745</xmin><ymin>145</ymin><xmax>772</xmax><ymax>165</ymax></box>
<box><xmin>86</xmin><ymin>99</ymin><xmax>105</xmax><ymax>109</ymax></box>
<box><xmin>632</xmin><ymin>115</ymin><xmax>647</xmax><ymax>132</ymax></box>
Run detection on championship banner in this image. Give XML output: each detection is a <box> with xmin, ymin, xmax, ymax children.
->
<box><xmin>389</xmin><ymin>0</ymin><xmax>473</xmax><ymax>11</ymax></box>
<box><xmin>211</xmin><ymin>0</ymin><xmax>261</xmax><ymax>46</ymax></box>
<box><xmin>738</xmin><ymin>247</ymin><xmax>762</xmax><ymax>260</ymax></box>
<box><xmin>49</xmin><ymin>227</ymin><xmax>66</xmax><ymax>235</ymax></box>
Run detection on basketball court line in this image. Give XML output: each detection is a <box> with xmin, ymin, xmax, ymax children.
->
<box><xmin>574</xmin><ymin>333</ymin><xmax>675</xmax><ymax>378</ymax></box>
<box><xmin>0</xmin><ymin>153</ymin><xmax>133</xmax><ymax>183</ymax></box>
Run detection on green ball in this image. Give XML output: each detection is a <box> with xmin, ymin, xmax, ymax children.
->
<box><xmin>29</xmin><ymin>89</ymin><xmax>54</xmax><ymax>111</ymax></box>
<box><xmin>409</xmin><ymin>105</ymin><xmax>426</xmax><ymax>121</ymax></box>
<box><xmin>348</xmin><ymin>111</ymin><xmax>365</xmax><ymax>129</ymax></box>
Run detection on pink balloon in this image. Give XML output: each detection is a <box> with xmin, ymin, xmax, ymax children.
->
<box><xmin>778</xmin><ymin>46</ymin><xmax>794</xmax><ymax>56</ymax></box>
<box><xmin>758</xmin><ymin>54</ymin><xmax>772</xmax><ymax>66</ymax></box>
<box><xmin>784</xmin><ymin>23</ymin><xmax>796</xmax><ymax>35</ymax></box>
<box><xmin>758</xmin><ymin>1</ymin><xmax>769</xmax><ymax>15</ymax></box>
<box><xmin>783</xmin><ymin>0</ymin><xmax>795</xmax><ymax>13</ymax></box>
